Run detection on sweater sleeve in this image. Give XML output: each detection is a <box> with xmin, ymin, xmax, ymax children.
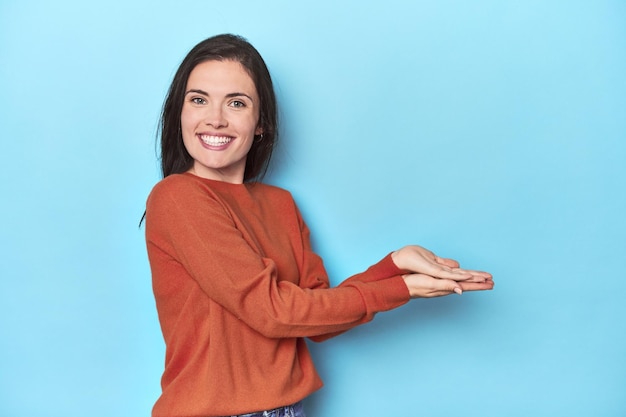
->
<box><xmin>293</xmin><ymin>207</ymin><xmax>409</xmax><ymax>342</ymax></box>
<box><xmin>146</xmin><ymin>177</ymin><xmax>410</xmax><ymax>339</ymax></box>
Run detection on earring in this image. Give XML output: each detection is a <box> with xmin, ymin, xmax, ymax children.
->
<box><xmin>255</xmin><ymin>134</ymin><xmax>264</xmax><ymax>143</ymax></box>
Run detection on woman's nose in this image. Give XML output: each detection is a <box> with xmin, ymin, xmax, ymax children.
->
<box><xmin>203</xmin><ymin>105</ymin><xmax>227</xmax><ymax>128</ymax></box>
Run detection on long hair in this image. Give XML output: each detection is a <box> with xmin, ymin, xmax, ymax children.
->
<box><xmin>159</xmin><ymin>34</ymin><xmax>278</xmax><ymax>182</ymax></box>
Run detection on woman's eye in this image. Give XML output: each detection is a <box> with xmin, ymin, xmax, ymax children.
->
<box><xmin>191</xmin><ymin>97</ymin><xmax>206</xmax><ymax>105</ymax></box>
<box><xmin>230</xmin><ymin>100</ymin><xmax>246</xmax><ymax>108</ymax></box>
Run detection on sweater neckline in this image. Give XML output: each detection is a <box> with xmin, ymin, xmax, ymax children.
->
<box><xmin>182</xmin><ymin>172</ymin><xmax>261</xmax><ymax>190</ymax></box>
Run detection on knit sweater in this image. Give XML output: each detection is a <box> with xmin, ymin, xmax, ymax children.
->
<box><xmin>145</xmin><ymin>173</ymin><xmax>410</xmax><ymax>417</ymax></box>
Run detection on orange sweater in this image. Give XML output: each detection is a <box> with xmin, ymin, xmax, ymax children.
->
<box><xmin>145</xmin><ymin>173</ymin><xmax>410</xmax><ymax>417</ymax></box>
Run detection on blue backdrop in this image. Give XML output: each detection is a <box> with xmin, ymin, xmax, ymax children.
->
<box><xmin>1</xmin><ymin>1</ymin><xmax>624</xmax><ymax>416</ymax></box>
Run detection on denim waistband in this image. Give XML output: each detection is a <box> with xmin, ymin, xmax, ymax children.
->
<box><xmin>230</xmin><ymin>401</ymin><xmax>304</xmax><ymax>417</ymax></box>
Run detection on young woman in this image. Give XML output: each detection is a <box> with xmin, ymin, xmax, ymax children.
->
<box><xmin>144</xmin><ymin>34</ymin><xmax>493</xmax><ymax>417</ymax></box>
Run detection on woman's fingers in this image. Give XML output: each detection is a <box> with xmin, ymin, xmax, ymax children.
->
<box><xmin>402</xmin><ymin>274</ymin><xmax>463</xmax><ymax>298</ymax></box>
<box><xmin>435</xmin><ymin>256</ymin><xmax>461</xmax><ymax>269</ymax></box>
<box><xmin>456</xmin><ymin>268</ymin><xmax>492</xmax><ymax>279</ymax></box>
<box><xmin>393</xmin><ymin>245</ymin><xmax>492</xmax><ymax>284</ymax></box>
<box><xmin>459</xmin><ymin>280</ymin><xmax>495</xmax><ymax>292</ymax></box>
<box><xmin>402</xmin><ymin>271</ymin><xmax>495</xmax><ymax>298</ymax></box>
<box><xmin>430</xmin><ymin>268</ymin><xmax>474</xmax><ymax>281</ymax></box>
<box><xmin>450</xmin><ymin>268</ymin><xmax>493</xmax><ymax>283</ymax></box>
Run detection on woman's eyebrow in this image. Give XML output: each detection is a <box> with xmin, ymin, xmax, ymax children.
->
<box><xmin>185</xmin><ymin>89</ymin><xmax>253</xmax><ymax>101</ymax></box>
<box><xmin>185</xmin><ymin>89</ymin><xmax>208</xmax><ymax>96</ymax></box>
<box><xmin>225</xmin><ymin>92</ymin><xmax>253</xmax><ymax>100</ymax></box>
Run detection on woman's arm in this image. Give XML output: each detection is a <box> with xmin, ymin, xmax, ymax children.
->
<box><xmin>146</xmin><ymin>177</ymin><xmax>409</xmax><ymax>339</ymax></box>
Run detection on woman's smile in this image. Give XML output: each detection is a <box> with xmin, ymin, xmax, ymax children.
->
<box><xmin>198</xmin><ymin>133</ymin><xmax>235</xmax><ymax>149</ymax></box>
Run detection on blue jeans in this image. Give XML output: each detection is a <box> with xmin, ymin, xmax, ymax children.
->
<box><xmin>231</xmin><ymin>401</ymin><xmax>306</xmax><ymax>417</ymax></box>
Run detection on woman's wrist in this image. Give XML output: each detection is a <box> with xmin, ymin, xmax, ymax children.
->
<box><xmin>391</xmin><ymin>247</ymin><xmax>406</xmax><ymax>271</ymax></box>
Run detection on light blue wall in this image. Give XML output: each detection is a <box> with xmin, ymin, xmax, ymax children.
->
<box><xmin>1</xmin><ymin>1</ymin><xmax>624</xmax><ymax>416</ymax></box>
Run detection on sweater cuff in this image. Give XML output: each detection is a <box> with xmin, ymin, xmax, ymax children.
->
<box><xmin>357</xmin><ymin>275</ymin><xmax>411</xmax><ymax>313</ymax></box>
<box><xmin>356</xmin><ymin>252</ymin><xmax>405</xmax><ymax>283</ymax></box>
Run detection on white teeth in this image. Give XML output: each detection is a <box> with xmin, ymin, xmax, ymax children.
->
<box><xmin>200</xmin><ymin>135</ymin><xmax>232</xmax><ymax>146</ymax></box>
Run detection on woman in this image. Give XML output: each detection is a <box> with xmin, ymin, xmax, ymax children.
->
<box><xmin>145</xmin><ymin>34</ymin><xmax>493</xmax><ymax>417</ymax></box>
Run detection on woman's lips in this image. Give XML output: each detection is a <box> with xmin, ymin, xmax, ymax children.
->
<box><xmin>198</xmin><ymin>134</ymin><xmax>233</xmax><ymax>149</ymax></box>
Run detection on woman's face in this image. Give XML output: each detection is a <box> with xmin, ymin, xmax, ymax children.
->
<box><xmin>181</xmin><ymin>59</ymin><xmax>262</xmax><ymax>183</ymax></box>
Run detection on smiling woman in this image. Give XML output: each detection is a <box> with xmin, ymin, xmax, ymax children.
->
<box><xmin>181</xmin><ymin>60</ymin><xmax>263</xmax><ymax>183</ymax></box>
<box><xmin>144</xmin><ymin>34</ymin><xmax>493</xmax><ymax>417</ymax></box>
<box><xmin>158</xmin><ymin>34</ymin><xmax>278</xmax><ymax>183</ymax></box>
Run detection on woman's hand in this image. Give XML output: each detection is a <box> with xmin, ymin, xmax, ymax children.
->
<box><xmin>402</xmin><ymin>273</ymin><xmax>495</xmax><ymax>298</ymax></box>
<box><xmin>391</xmin><ymin>245</ymin><xmax>492</xmax><ymax>283</ymax></box>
